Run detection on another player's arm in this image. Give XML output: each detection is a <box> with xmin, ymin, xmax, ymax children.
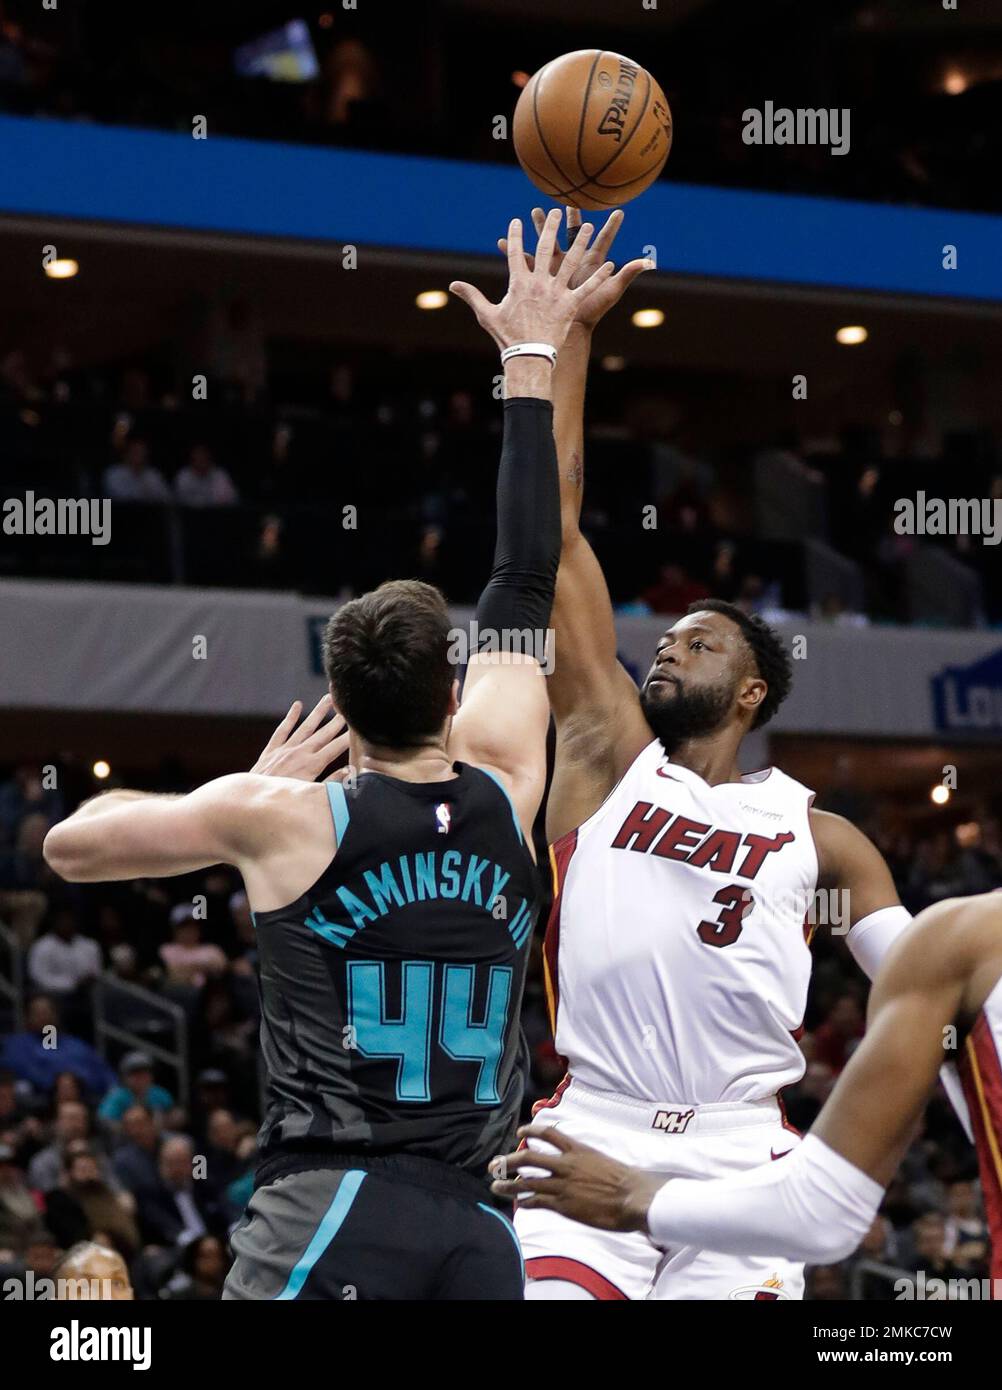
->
<box><xmin>501</xmin><ymin>210</ymin><xmax>654</xmax><ymax>841</ymax></box>
<box><xmin>491</xmin><ymin>898</ymin><xmax>994</xmax><ymax>1260</ymax></box>
<box><xmin>449</xmin><ymin>212</ymin><xmax>617</xmax><ymax>847</ymax></box>
<box><xmin>41</xmin><ymin>774</ymin><xmax>280</xmax><ymax>882</ymax></box>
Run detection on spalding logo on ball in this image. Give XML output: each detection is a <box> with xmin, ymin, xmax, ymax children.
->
<box><xmin>513</xmin><ymin>50</ymin><xmax>673</xmax><ymax>210</ymax></box>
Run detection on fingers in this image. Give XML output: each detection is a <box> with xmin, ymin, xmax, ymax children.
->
<box><xmin>505</xmin><ymin>217</ymin><xmax>526</xmax><ymax>277</ymax></box>
<box><xmin>571</xmin><ymin>259</ymin><xmax>616</xmax><ymax>302</ymax></box>
<box><xmin>449</xmin><ymin>280</ymin><xmax>494</xmax><ymax>321</ymax></box>
<box><xmin>555</xmin><ymin>221</ymin><xmax>595</xmax><ymax>286</ymax></box>
<box><xmin>565</xmin><ymin>205</ymin><xmax>583</xmax><ymax>244</ymax></box>
<box><xmin>497</xmin><ymin>238</ymin><xmax>535</xmax><ymax>271</ymax></box>
<box><xmin>591</xmin><ymin>208</ymin><xmax>624</xmax><ymax>263</ymax></box>
<box><xmin>490</xmin><ymin>1177</ymin><xmax>560</xmax><ymax>1202</ymax></box>
<box><xmin>516</xmin><ymin>1125</ymin><xmax>580</xmax><ymax>1154</ymax></box>
<box><xmin>533</xmin><ymin>207</ymin><xmax>563</xmax><ymax>276</ymax></box>
<box><xmin>260</xmin><ymin>700</ymin><xmax>303</xmax><ymax>755</ymax></box>
<box><xmin>293</xmin><ymin>692</ymin><xmax>334</xmax><ymax>743</ymax></box>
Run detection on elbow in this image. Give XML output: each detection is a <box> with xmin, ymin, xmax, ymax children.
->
<box><xmin>42</xmin><ymin>824</ymin><xmax>84</xmax><ymax>881</ymax></box>
<box><xmin>794</xmin><ymin>1225</ymin><xmax>865</xmax><ymax>1266</ymax></box>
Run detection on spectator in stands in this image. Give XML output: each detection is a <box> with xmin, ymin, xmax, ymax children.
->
<box><xmin>0</xmin><ymin>995</ymin><xmax>114</xmax><ymax>1099</ymax></box>
<box><xmin>98</xmin><ymin>1052</ymin><xmax>173</xmax><ymax>1126</ymax></box>
<box><xmin>200</xmin><ymin>1109</ymin><xmax>242</xmax><ymax>1203</ymax></box>
<box><xmin>0</xmin><ymin>1141</ymin><xmax>45</xmax><ymax>1254</ymax></box>
<box><xmin>943</xmin><ymin>1179</ymin><xmax>989</xmax><ymax>1271</ymax></box>
<box><xmin>134</xmin><ymin>1135</ymin><xmax>218</xmax><ymax>1247</ymax></box>
<box><xmin>160</xmin><ymin>907</ymin><xmax>227</xmax><ymax>994</ymax></box>
<box><xmin>174</xmin><ymin>443</ymin><xmax>239</xmax><ymax>508</ymax></box>
<box><xmin>53</xmin><ymin>1240</ymin><xmax>135</xmax><ymax>1300</ymax></box>
<box><xmin>0</xmin><ymin>764</ymin><xmax>63</xmax><ymax>846</ymax></box>
<box><xmin>102</xmin><ymin>436</ymin><xmax>171</xmax><ymax>503</ymax></box>
<box><xmin>26</xmin><ymin>1099</ymin><xmax>119</xmax><ymax>1194</ymax></box>
<box><xmin>642</xmin><ymin>562</ymin><xmax>711</xmax><ymax>616</ymax></box>
<box><xmin>112</xmin><ymin>1105</ymin><xmax>161</xmax><ymax>1199</ymax></box>
<box><xmin>27</xmin><ymin>908</ymin><xmax>101</xmax><ymax>1026</ymax></box>
<box><xmin>161</xmin><ymin>1232</ymin><xmax>229</xmax><ymax>1300</ymax></box>
<box><xmin>44</xmin><ymin>1143</ymin><xmax>139</xmax><ymax>1259</ymax></box>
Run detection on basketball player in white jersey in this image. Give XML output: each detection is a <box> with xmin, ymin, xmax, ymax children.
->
<box><xmin>478</xmin><ymin>209</ymin><xmax>919</xmax><ymax>1301</ymax></box>
<box><xmin>491</xmin><ymin>892</ymin><xmax>1002</xmax><ymax>1291</ymax></box>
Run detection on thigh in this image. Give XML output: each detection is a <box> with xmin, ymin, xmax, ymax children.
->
<box><xmin>652</xmin><ymin>1245</ymin><xmax>805</xmax><ymax>1302</ymax></box>
<box><xmin>649</xmin><ymin>1117</ymin><xmax>805</xmax><ymax>1302</ymax></box>
<box><xmin>434</xmin><ymin>1201</ymin><xmax>525</xmax><ymax>1301</ymax></box>
<box><xmin>516</xmin><ymin>1202</ymin><xmax>658</xmax><ymax>1301</ymax></box>
<box><xmin>224</xmin><ymin>1167</ymin><xmax>376</xmax><ymax>1301</ymax></box>
<box><xmin>513</xmin><ymin>1106</ymin><xmax>662</xmax><ymax>1301</ymax></box>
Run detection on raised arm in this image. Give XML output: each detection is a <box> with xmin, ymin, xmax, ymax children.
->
<box><xmin>502</xmin><ymin>210</ymin><xmax>655</xmax><ymax>841</ymax></box>
<box><xmin>448</xmin><ymin>211</ymin><xmax>618</xmax><ymax>848</ymax></box>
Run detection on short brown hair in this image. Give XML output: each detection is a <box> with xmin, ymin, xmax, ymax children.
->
<box><xmin>322</xmin><ymin>580</ymin><xmax>453</xmax><ymax>747</ymax></box>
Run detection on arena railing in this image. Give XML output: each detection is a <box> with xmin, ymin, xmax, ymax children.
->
<box><xmin>93</xmin><ymin>973</ymin><xmax>191</xmax><ymax>1111</ymax></box>
<box><xmin>0</xmin><ymin>921</ymin><xmax>25</xmax><ymax>1035</ymax></box>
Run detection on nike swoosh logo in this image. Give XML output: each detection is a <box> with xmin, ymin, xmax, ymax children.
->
<box><xmin>771</xmin><ymin>1148</ymin><xmax>794</xmax><ymax>1161</ymax></box>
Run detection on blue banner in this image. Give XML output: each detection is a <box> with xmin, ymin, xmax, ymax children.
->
<box><xmin>2</xmin><ymin>114</ymin><xmax>1000</xmax><ymax>301</ymax></box>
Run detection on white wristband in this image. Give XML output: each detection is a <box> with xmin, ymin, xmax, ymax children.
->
<box><xmin>500</xmin><ymin>342</ymin><xmax>557</xmax><ymax>367</ymax></box>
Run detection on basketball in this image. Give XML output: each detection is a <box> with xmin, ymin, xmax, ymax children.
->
<box><xmin>513</xmin><ymin>50</ymin><xmax>673</xmax><ymax>210</ymax></box>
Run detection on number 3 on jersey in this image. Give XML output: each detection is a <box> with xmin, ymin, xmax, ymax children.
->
<box><xmin>346</xmin><ymin>960</ymin><xmax>512</xmax><ymax>1104</ymax></box>
<box><xmin>697</xmin><ymin>884</ymin><xmax>754</xmax><ymax>948</ymax></box>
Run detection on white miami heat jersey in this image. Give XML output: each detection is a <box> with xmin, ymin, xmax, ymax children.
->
<box><xmin>958</xmin><ymin>978</ymin><xmax>1002</xmax><ymax>1282</ymax></box>
<box><xmin>544</xmin><ymin>740</ymin><xmax>819</xmax><ymax>1105</ymax></box>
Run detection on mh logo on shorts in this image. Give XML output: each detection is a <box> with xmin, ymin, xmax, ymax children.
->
<box><xmin>651</xmin><ymin>1107</ymin><xmax>694</xmax><ymax>1134</ymax></box>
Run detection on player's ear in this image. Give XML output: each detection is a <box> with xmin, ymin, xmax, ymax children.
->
<box><xmin>448</xmin><ymin>678</ymin><xmax>461</xmax><ymax>716</ymax></box>
<box><xmin>739</xmin><ymin>676</ymin><xmax>767</xmax><ymax>721</ymax></box>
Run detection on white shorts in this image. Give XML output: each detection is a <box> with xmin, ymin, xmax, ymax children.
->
<box><xmin>514</xmin><ymin>1077</ymin><xmax>805</xmax><ymax>1301</ymax></box>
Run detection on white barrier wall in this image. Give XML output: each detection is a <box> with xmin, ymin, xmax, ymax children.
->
<box><xmin>2</xmin><ymin>580</ymin><xmax>1001</xmax><ymax>741</ymax></box>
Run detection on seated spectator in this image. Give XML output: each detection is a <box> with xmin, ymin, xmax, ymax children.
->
<box><xmin>642</xmin><ymin>562</ymin><xmax>711</xmax><ymax>616</ymax></box>
<box><xmin>201</xmin><ymin>1109</ymin><xmax>242</xmax><ymax>1202</ymax></box>
<box><xmin>160</xmin><ymin>908</ymin><xmax>227</xmax><ymax>992</ymax></box>
<box><xmin>26</xmin><ymin>1099</ymin><xmax>119</xmax><ymax>1194</ymax></box>
<box><xmin>53</xmin><ymin>1239</ymin><xmax>134</xmax><ymax>1300</ymax></box>
<box><xmin>161</xmin><ymin>1232</ymin><xmax>229</xmax><ymax>1300</ymax></box>
<box><xmin>174</xmin><ymin>443</ymin><xmax>238</xmax><ymax>507</ymax></box>
<box><xmin>98</xmin><ymin>1052</ymin><xmax>173</xmax><ymax>1126</ymax></box>
<box><xmin>112</xmin><ymin>1105</ymin><xmax>161</xmax><ymax>1199</ymax></box>
<box><xmin>27</xmin><ymin>909</ymin><xmax>101</xmax><ymax>1027</ymax></box>
<box><xmin>43</xmin><ymin>1144</ymin><xmax>139</xmax><ymax>1259</ymax></box>
<box><xmin>0</xmin><ymin>1141</ymin><xmax>45</xmax><ymax>1255</ymax></box>
<box><xmin>102</xmin><ymin>436</ymin><xmax>171</xmax><ymax>503</ymax></box>
<box><xmin>134</xmin><ymin>1135</ymin><xmax>219</xmax><ymax>1247</ymax></box>
<box><xmin>0</xmin><ymin>995</ymin><xmax>115</xmax><ymax>1099</ymax></box>
<box><xmin>0</xmin><ymin>764</ymin><xmax>64</xmax><ymax>847</ymax></box>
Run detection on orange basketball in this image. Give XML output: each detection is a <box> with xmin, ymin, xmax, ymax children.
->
<box><xmin>512</xmin><ymin>50</ymin><xmax>673</xmax><ymax>210</ymax></box>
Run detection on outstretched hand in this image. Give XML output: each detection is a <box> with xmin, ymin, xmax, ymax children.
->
<box><xmin>450</xmin><ymin>208</ymin><xmax>619</xmax><ymax>352</ymax></box>
<box><xmin>250</xmin><ymin>693</ymin><xmax>350</xmax><ymax>782</ymax></box>
<box><xmin>498</xmin><ymin>207</ymin><xmax>652</xmax><ymax>331</ymax></box>
<box><xmin>488</xmin><ymin>1125</ymin><xmax>663</xmax><ymax>1234</ymax></box>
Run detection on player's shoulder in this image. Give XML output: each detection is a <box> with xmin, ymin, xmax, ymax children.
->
<box><xmin>886</xmin><ymin>894</ymin><xmax>1000</xmax><ymax>984</ymax></box>
<box><xmin>204</xmin><ymin>772</ymin><xmax>329</xmax><ymax>818</ymax></box>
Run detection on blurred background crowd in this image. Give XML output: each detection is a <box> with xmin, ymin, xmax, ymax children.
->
<box><xmin>3</xmin><ymin>345</ymin><xmax>999</xmax><ymax>628</ymax></box>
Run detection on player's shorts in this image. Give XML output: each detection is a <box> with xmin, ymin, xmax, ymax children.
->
<box><xmin>514</xmin><ymin>1077</ymin><xmax>805</xmax><ymax>1301</ymax></box>
<box><xmin>223</xmin><ymin>1150</ymin><xmax>524</xmax><ymax>1301</ymax></box>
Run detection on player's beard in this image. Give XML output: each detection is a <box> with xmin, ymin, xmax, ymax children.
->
<box><xmin>640</xmin><ymin>674</ymin><xmax>736</xmax><ymax>754</ymax></box>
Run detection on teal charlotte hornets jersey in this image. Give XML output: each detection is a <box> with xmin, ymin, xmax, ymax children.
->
<box><xmin>253</xmin><ymin>763</ymin><xmax>540</xmax><ymax>1176</ymax></box>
